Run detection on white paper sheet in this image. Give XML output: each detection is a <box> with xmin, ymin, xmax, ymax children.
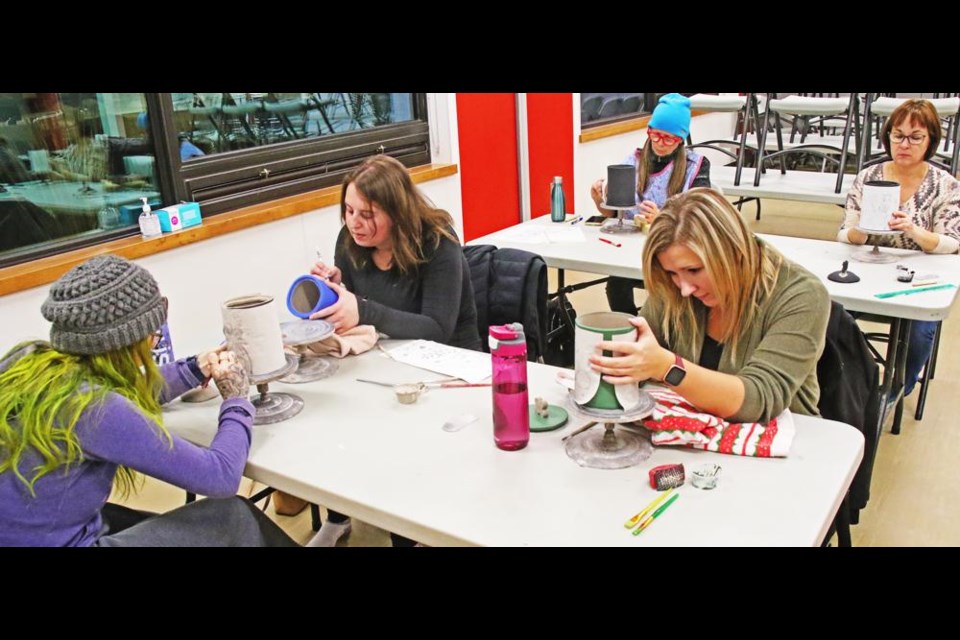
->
<box><xmin>385</xmin><ymin>340</ymin><xmax>492</xmax><ymax>384</ymax></box>
<box><xmin>497</xmin><ymin>228</ymin><xmax>549</xmax><ymax>244</ymax></box>
<box><xmin>497</xmin><ymin>226</ymin><xmax>585</xmax><ymax>244</ymax></box>
<box><xmin>545</xmin><ymin>227</ymin><xmax>586</xmax><ymax>243</ymax></box>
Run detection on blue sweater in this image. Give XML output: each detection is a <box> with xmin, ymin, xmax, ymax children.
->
<box><xmin>0</xmin><ymin>357</ymin><xmax>253</xmax><ymax>547</ymax></box>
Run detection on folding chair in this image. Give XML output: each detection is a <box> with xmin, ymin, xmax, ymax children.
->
<box><xmin>754</xmin><ymin>94</ymin><xmax>861</xmax><ymax>194</ymax></box>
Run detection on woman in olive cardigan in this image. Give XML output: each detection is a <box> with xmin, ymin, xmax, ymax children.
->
<box><xmin>590</xmin><ymin>188</ymin><xmax>830</xmax><ymax>423</ymax></box>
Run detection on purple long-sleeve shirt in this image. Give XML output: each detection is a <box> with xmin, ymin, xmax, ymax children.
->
<box><xmin>0</xmin><ymin>358</ymin><xmax>254</xmax><ymax>547</ymax></box>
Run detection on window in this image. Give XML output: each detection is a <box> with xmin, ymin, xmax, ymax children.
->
<box><xmin>581</xmin><ymin>93</ymin><xmax>694</xmax><ymax>127</ymax></box>
<box><xmin>0</xmin><ymin>92</ymin><xmax>430</xmax><ymax>267</ymax></box>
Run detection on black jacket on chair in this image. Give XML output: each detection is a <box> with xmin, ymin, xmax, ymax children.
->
<box><xmin>817</xmin><ymin>301</ymin><xmax>882</xmax><ymax>524</ymax></box>
<box><xmin>463</xmin><ymin>244</ymin><xmax>548</xmax><ymax>362</ymax></box>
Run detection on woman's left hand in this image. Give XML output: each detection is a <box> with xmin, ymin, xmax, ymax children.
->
<box><xmin>638</xmin><ymin>200</ymin><xmax>660</xmax><ymax>223</ymax></box>
<box><xmin>310</xmin><ymin>281</ymin><xmax>359</xmax><ymax>333</ymax></box>
<box><xmin>196</xmin><ymin>345</ymin><xmax>227</xmax><ymax>378</ymax></box>
<box><xmin>888</xmin><ymin>211</ymin><xmax>917</xmax><ymax>237</ymax></box>
<box><xmin>589</xmin><ymin>317</ymin><xmax>673</xmax><ymax>384</ymax></box>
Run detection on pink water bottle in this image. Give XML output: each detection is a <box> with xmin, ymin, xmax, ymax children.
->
<box><xmin>489</xmin><ymin>323</ymin><xmax>530</xmax><ymax>451</ymax></box>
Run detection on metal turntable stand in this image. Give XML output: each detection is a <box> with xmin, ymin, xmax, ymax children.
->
<box><xmin>851</xmin><ymin>227</ymin><xmax>904</xmax><ymax>264</ymax></box>
<box><xmin>248</xmin><ymin>353</ymin><xmax>302</xmax><ymax>425</ymax></box>
<box><xmin>600</xmin><ymin>202</ymin><xmax>642</xmax><ymax>235</ymax></box>
<box><xmin>563</xmin><ymin>390</ymin><xmax>657</xmax><ymax>469</ymax></box>
<box><xmin>279</xmin><ymin>319</ymin><xmax>339</xmax><ymax>383</ymax></box>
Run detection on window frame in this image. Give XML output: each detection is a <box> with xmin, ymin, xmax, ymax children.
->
<box><xmin>0</xmin><ymin>92</ymin><xmax>430</xmax><ymax>267</ymax></box>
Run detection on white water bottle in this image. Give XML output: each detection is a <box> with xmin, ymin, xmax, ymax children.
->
<box><xmin>138</xmin><ymin>197</ymin><xmax>161</xmax><ymax>238</ymax></box>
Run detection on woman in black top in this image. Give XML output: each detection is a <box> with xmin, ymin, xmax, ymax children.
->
<box><xmin>300</xmin><ymin>155</ymin><xmax>480</xmax><ymax>547</ymax></box>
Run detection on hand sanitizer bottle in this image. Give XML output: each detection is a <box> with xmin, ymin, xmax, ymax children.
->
<box><xmin>97</xmin><ymin>203</ymin><xmax>120</xmax><ymax>230</ymax></box>
<box><xmin>138</xmin><ymin>197</ymin><xmax>161</xmax><ymax>238</ymax></box>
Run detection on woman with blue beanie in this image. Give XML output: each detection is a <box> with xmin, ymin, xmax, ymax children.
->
<box><xmin>590</xmin><ymin>93</ymin><xmax>711</xmax><ymax>314</ymax></box>
<box><xmin>0</xmin><ymin>255</ymin><xmax>298</xmax><ymax>546</ymax></box>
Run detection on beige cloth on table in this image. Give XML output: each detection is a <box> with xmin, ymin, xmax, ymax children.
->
<box><xmin>295</xmin><ymin>325</ymin><xmax>379</xmax><ymax>359</ymax></box>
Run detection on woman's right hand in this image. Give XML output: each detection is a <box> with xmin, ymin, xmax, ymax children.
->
<box><xmin>310</xmin><ymin>260</ymin><xmax>342</xmax><ymax>285</ymax></box>
<box><xmin>589</xmin><ymin>317</ymin><xmax>673</xmax><ymax>384</ymax></box>
<box><xmin>211</xmin><ymin>351</ymin><xmax>250</xmax><ymax>400</ymax></box>
<box><xmin>845</xmin><ymin>227</ymin><xmax>868</xmax><ymax>245</ymax></box>
<box><xmin>590</xmin><ymin>179</ymin><xmax>606</xmax><ymax>207</ymax></box>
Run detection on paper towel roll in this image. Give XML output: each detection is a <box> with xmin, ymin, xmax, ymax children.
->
<box><xmin>859</xmin><ymin>180</ymin><xmax>900</xmax><ymax>231</ymax></box>
<box><xmin>221</xmin><ymin>294</ymin><xmax>287</xmax><ymax>376</ymax></box>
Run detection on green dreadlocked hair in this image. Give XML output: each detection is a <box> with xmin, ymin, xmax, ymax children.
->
<box><xmin>0</xmin><ymin>338</ymin><xmax>170</xmax><ymax>497</ymax></box>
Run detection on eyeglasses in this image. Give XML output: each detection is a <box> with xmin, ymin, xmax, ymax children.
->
<box><xmin>648</xmin><ymin>130</ymin><xmax>682</xmax><ymax>145</ymax></box>
<box><xmin>889</xmin><ymin>132</ymin><xmax>928</xmax><ymax>146</ymax></box>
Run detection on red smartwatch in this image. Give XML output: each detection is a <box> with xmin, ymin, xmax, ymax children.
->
<box><xmin>662</xmin><ymin>353</ymin><xmax>687</xmax><ymax>387</ymax></box>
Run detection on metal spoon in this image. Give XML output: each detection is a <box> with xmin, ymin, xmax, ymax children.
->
<box><xmin>356</xmin><ymin>378</ymin><xmax>395</xmax><ymax>387</ymax></box>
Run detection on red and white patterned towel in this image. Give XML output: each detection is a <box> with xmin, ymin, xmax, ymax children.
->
<box><xmin>641</xmin><ymin>388</ymin><xmax>795</xmax><ymax>457</ymax></box>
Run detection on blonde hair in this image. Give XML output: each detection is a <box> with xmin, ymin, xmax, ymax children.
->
<box><xmin>643</xmin><ymin>188</ymin><xmax>782</xmax><ymax>358</ymax></box>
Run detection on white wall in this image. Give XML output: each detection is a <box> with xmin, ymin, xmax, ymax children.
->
<box><xmin>572</xmin><ymin>94</ymin><xmax>738</xmax><ymax>217</ymax></box>
<box><xmin>0</xmin><ymin>176</ymin><xmax>464</xmax><ymax>359</ymax></box>
<box><xmin>0</xmin><ymin>94</ymin><xmax>466</xmax><ymax>358</ymax></box>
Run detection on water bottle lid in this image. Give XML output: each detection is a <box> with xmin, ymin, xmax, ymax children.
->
<box><xmin>553</xmin><ymin>176</ymin><xmax>563</xmax><ymax>184</ymax></box>
<box><xmin>489</xmin><ymin>324</ymin><xmax>522</xmax><ymax>341</ymax></box>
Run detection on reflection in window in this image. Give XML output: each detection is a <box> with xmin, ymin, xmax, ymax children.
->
<box><xmin>173</xmin><ymin>93</ymin><xmax>415</xmax><ymax>156</ymax></box>
<box><xmin>581</xmin><ymin>93</ymin><xmax>694</xmax><ymax>127</ymax></box>
<box><xmin>1</xmin><ymin>92</ymin><xmax>429</xmax><ymax>267</ymax></box>
<box><xmin>582</xmin><ymin>93</ymin><xmax>649</xmax><ymax>125</ymax></box>
<box><xmin>0</xmin><ymin>92</ymin><xmax>158</xmax><ymax>260</ymax></box>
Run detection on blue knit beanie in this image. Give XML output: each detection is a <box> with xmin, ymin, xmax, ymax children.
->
<box><xmin>648</xmin><ymin>93</ymin><xmax>691</xmax><ymax>139</ymax></box>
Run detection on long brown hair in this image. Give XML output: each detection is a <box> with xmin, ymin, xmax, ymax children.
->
<box><xmin>643</xmin><ymin>188</ymin><xmax>782</xmax><ymax>358</ymax></box>
<box><xmin>340</xmin><ymin>156</ymin><xmax>455</xmax><ymax>275</ymax></box>
<box><xmin>636</xmin><ymin>139</ymin><xmax>688</xmax><ymax>199</ymax></box>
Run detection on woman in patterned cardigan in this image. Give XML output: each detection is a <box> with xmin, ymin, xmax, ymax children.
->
<box><xmin>839</xmin><ymin>98</ymin><xmax>960</xmax><ymax>397</ymax></box>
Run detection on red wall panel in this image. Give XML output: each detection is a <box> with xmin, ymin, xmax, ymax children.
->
<box><xmin>456</xmin><ymin>93</ymin><xmax>519</xmax><ymax>241</ymax></box>
<box><xmin>526</xmin><ymin>93</ymin><xmax>574</xmax><ymax>219</ymax></box>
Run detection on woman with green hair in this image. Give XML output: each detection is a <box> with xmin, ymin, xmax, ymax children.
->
<box><xmin>0</xmin><ymin>254</ymin><xmax>297</xmax><ymax>547</ymax></box>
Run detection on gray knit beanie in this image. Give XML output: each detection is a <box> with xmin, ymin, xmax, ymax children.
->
<box><xmin>41</xmin><ymin>254</ymin><xmax>167</xmax><ymax>355</ymax></box>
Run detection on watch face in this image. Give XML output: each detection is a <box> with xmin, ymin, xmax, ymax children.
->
<box><xmin>664</xmin><ymin>365</ymin><xmax>686</xmax><ymax>387</ymax></box>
